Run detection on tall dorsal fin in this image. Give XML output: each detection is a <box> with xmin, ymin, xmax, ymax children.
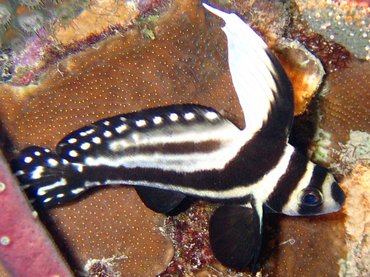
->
<box><xmin>203</xmin><ymin>3</ymin><xmax>294</xmax><ymax>140</ymax></box>
<box><xmin>54</xmin><ymin>104</ymin><xmax>244</xmax><ymax>172</ymax></box>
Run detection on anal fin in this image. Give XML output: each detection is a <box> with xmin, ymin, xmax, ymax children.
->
<box><xmin>135</xmin><ymin>187</ymin><xmax>186</xmax><ymax>214</ymax></box>
<box><xmin>209</xmin><ymin>203</ymin><xmax>262</xmax><ymax>270</ymax></box>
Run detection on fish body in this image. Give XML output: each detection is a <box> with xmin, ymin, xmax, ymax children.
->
<box><xmin>12</xmin><ymin>3</ymin><xmax>345</xmax><ymax>270</ymax></box>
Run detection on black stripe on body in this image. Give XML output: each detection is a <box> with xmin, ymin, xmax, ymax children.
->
<box><xmin>265</xmin><ymin>150</ymin><xmax>308</xmax><ymax>213</ymax></box>
<box><xmin>119</xmin><ymin>140</ymin><xmax>222</xmax><ymax>155</ymax></box>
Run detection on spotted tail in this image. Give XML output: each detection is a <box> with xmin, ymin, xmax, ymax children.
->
<box><xmin>12</xmin><ymin>146</ymin><xmax>86</xmax><ymax>208</ymax></box>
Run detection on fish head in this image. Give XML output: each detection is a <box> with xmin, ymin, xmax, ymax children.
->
<box><xmin>280</xmin><ymin>162</ymin><xmax>345</xmax><ymax>216</ymax></box>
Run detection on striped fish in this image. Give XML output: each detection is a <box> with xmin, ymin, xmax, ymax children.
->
<box><xmin>12</xmin><ymin>3</ymin><xmax>345</xmax><ymax>270</ymax></box>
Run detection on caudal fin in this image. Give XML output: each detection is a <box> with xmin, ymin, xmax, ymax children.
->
<box><xmin>12</xmin><ymin>146</ymin><xmax>86</xmax><ymax>208</ymax></box>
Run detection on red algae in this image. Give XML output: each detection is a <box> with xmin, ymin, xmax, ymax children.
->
<box><xmin>159</xmin><ymin>202</ymin><xmax>216</xmax><ymax>276</ymax></box>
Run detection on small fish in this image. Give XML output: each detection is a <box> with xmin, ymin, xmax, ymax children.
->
<box><xmin>12</xmin><ymin>3</ymin><xmax>345</xmax><ymax>270</ymax></box>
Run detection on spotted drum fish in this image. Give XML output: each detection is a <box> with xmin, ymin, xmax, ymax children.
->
<box><xmin>12</xmin><ymin>3</ymin><xmax>345</xmax><ymax>269</ymax></box>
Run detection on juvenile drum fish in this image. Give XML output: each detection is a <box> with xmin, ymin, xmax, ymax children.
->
<box><xmin>12</xmin><ymin>3</ymin><xmax>345</xmax><ymax>269</ymax></box>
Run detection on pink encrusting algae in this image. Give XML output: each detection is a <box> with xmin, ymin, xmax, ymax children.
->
<box><xmin>0</xmin><ymin>150</ymin><xmax>73</xmax><ymax>277</ymax></box>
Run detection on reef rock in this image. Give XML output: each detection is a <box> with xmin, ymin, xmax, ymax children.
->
<box><xmin>339</xmin><ymin>164</ymin><xmax>370</xmax><ymax>277</ymax></box>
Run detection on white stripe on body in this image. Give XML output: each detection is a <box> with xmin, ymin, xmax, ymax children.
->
<box><xmin>99</xmin><ymin>144</ymin><xmax>295</xmax><ymax>201</ymax></box>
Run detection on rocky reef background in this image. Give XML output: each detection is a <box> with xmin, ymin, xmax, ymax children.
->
<box><xmin>0</xmin><ymin>0</ymin><xmax>368</xmax><ymax>276</ymax></box>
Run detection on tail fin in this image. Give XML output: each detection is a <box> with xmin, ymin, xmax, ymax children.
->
<box><xmin>12</xmin><ymin>146</ymin><xmax>86</xmax><ymax>208</ymax></box>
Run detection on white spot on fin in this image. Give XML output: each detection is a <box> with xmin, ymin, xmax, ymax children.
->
<box><xmin>205</xmin><ymin>111</ymin><xmax>218</xmax><ymax>120</ymax></box>
<box><xmin>81</xmin><ymin>142</ymin><xmax>91</xmax><ymax>150</ymax></box>
<box><xmin>115</xmin><ymin>124</ymin><xmax>128</xmax><ymax>133</ymax></box>
<box><xmin>48</xmin><ymin>159</ymin><xmax>59</xmax><ymax>167</ymax></box>
<box><xmin>169</xmin><ymin>113</ymin><xmax>179</xmax><ymax>121</ymax></box>
<box><xmin>31</xmin><ymin>166</ymin><xmax>44</xmax><ymax>179</ymax></box>
<box><xmin>136</xmin><ymin>119</ymin><xmax>147</xmax><ymax>127</ymax></box>
<box><xmin>24</xmin><ymin>157</ymin><xmax>32</xmax><ymax>163</ymax></box>
<box><xmin>184</xmin><ymin>112</ymin><xmax>195</xmax><ymax>120</ymax></box>
<box><xmin>69</xmin><ymin>150</ymin><xmax>78</xmax><ymax>157</ymax></box>
<box><xmin>92</xmin><ymin>137</ymin><xmax>102</xmax><ymax>144</ymax></box>
<box><xmin>104</xmin><ymin>131</ymin><xmax>112</xmax><ymax>138</ymax></box>
<box><xmin>153</xmin><ymin>116</ymin><xmax>163</xmax><ymax>125</ymax></box>
<box><xmin>68</xmin><ymin>138</ymin><xmax>77</xmax><ymax>144</ymax></box>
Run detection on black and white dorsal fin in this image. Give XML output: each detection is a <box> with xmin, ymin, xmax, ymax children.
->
<box><xmin>203</xmin><ymin>3</ymin><xmax>294</xmax><ymax>140</ymax></box>
<box><xmin>55</xmin><ymin>104</ymin><xmax>243</xmax><ymax>172</ymax></box>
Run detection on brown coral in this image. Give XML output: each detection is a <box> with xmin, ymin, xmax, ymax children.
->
<box><xmin>49</xmin><ymin>187</ymin><xmax>173</xmax><ymax>276</ymax></box>
<box><xmin>320</xmin><ymin>59</ymin><xmax>370</xmax><ymax>144</ymax></box>
<box><xmin>264</xmin><ymin>213</ymin><xmax>346</xmax><ymax>277</ymax></box>
<box><xmin>0</xmin><ymin>1</ymin><xmax>238</xmax><ymax>149</ymax></box>
<box><xmin>313</xmin><ymin>58</ymin><xmax>370</xmax><ymax>171</ymax></box>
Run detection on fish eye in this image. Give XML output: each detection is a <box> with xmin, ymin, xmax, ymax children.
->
<box><xmin>300</xmin><ymin>188</ymin><xmax>323</xmax><ymax>207</ymax></box>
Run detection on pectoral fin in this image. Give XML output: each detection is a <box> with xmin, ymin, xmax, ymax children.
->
<box><xmin>209</xmin><ymin>203</ymin><xmax>262</xmax><ymax>270</ymax></box>
<box><xmin>135</xmin><ymin>187</ymin><xmax>186</xmax><ymax>214</ymax></box>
